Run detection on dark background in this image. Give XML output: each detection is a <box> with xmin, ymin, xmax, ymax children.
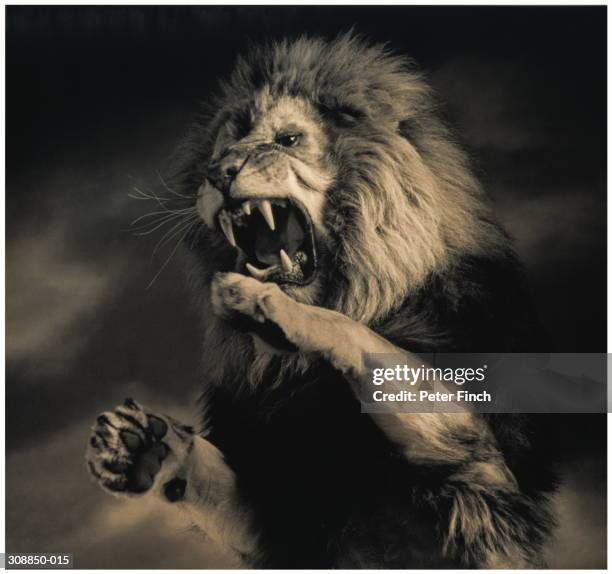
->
<box><xmin>6</xmin><ymin>6</ymin><xmax>606</xmax><ymax>568</ymax></box>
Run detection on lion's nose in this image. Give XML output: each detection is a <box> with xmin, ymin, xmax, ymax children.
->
<box><xmin>206</xmin><ymin>153</ymin><xmax>246</xmax><ymax>194</ymax></box>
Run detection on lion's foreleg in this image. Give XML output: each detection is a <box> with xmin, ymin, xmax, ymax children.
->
<box><xmin>261</xmin><ymin>291</ymin><xmax>549</xmax><ymax>566</ymax></box>
<box><xmin>176</xmin><ymin>436</ymin><xmax>260</xmax><ymax>564</ymax></box>
<box><xmin>86</xmin><ymin>399</ymin><xmax>259</xmax><ymax>566</ymax></box>
<box><xmin>212</xmin><ymin>273</ymin><xmax>550</xmax><ymax>567</ymax></box>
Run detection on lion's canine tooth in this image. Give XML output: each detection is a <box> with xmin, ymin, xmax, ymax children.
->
<box><xmin>243</xmin><ymin>201</ymin><xmax>252</xmax><ymax>216</ymax></box>
<box><xmin>218</xmin><ymin>212</ymin><xmax>236</xmax><ymax>247</ymax></box>
<box><xmin>279</xmin><ymin>249</ymin><xmax>293</xmax><ymax>273</ymax></box>
<box><xmin>246</xmin><ymin>263</ymin><xmax>267</xmax><ymax>280</ymax></box>
<box><xmin>258</xmin><ymin>200</ymin><xmax>275</xmax><ymax>230</ymax></box>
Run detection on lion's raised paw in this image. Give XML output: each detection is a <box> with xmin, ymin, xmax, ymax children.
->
<box><xmin>211</xmin><ymin>272</ymin><xmax>306</xmax><ymax>352</ymax></box>
<box><xmin>86</xmin><ymin>399</ymin><xmax>193</xmax><ymax>498</ymax></box>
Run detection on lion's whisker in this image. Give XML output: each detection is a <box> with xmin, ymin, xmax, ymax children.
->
<box><xmin>131</xmin><ymin>206</ymin><xmax>196</xmax><ymax>227</ymax></box>
<box><xmin>128</xmin><ymin>191</ymin><xmax>169</xmax><ymax>202</ymax></box>
<box><xmin>124</xmin><ymin>212</ymin><xmax>180</xmax><ymax>234</ymax></box>
<box><xmin>148</xmin><ymin>218</ymin><xmax>191</xmax><ymax>255</ymax></box>
<box><xmin>146</xmin><ymin>217</ymin><xmax>199</xmax><ymax>289</ymax></box>
<box><xmin>129</xmin><ymin>187</ymin><xmax>172</xmax><ymax>202</ymax></box>
<box><xmin>156</xmin><ymin>170</ymin><xmax>194</xmax><ymax>200</ymax></box>
<box><xmin>131</xmin><ymin>185</ymin><xmax>185</xmax><ymax>210</ymax></box>
<box><xmin>151</xmin><ymin>214</ymin><xmax>199</xmax><ymax>258</ymax></box>
<box><xmin>133</xmin><ymin>213</ymin><xmax>190</xmax><ymax>236</ymax></box>
<box><xmin>156</xmin><ymin>214</ymin><xmax>199</xmax><ymax>249</ymax></box>
<box><xmin>128</xmin><ymin>177</ymin><xmax>201</xmax><ymax>287</ymax></box>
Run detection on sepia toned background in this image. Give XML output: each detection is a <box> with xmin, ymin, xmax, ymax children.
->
<box><xmin>6</xmin><ymin>6</ymin><xmax>606</xmax><ymax>568</ymax></box>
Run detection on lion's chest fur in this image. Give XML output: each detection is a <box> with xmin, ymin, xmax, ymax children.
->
<box><xmin>203</xmin><ymin>363</ymin><xmax>454</xmax><ymax>568</ymax></box>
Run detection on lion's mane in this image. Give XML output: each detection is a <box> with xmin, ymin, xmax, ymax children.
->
<box><xmin>176</xmin><ymin>34</ymin><xmax>509</xmax><ymax>322</ymax></box>
<box><xmin>173</xmin><ymin>34</ymin><xmax>531</xmax><ymax>389</ymax></box>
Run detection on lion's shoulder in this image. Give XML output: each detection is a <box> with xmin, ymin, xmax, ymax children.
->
<box><xmin>379</xmin><ymin>252</ymin><xmax>546</xmax><ymax>353</ymax></box>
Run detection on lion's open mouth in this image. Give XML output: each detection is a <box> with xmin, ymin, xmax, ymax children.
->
<box><xmin>217</xmin><ymin>198</ymin><xmax>317</xmax><ymax>286</ymax></box>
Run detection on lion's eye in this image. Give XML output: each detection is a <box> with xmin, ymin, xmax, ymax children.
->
<box><xmin>275</xmin><ymin>133</ymin><xmax>301</xmax><ymax>148</ymax></box>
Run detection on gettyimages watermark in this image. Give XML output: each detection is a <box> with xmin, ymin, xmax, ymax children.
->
<box><xmin>357</xmin><ymin>353</ymin><xmax>607</xmax><ymax>413</ymax></box>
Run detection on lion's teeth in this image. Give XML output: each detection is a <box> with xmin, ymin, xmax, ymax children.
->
<box><xmin>246</xmin><ymin>263</ymin><xmax>267</xmax><ymax>280</ymax></box>
<box><xmin>279</xmin><ymin>249</ymin><xmax>293</xmax><ymax>273</ymax></box>
<box><xmin>257</xmin><ymin>200</ymin><xmax>275</xmax><ymax>231</ymax></box>
<box><xmin>243</xmin><ymin>201</ymin><xmax>252</xmax><ymax>216</ymax></box>
<box><xmin>218</xmin><ymin>211</ymin><xmax>236</xmax><ymax>247</ymax></box>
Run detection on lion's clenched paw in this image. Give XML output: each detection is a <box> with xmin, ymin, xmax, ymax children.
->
<box><xmin>86</xmin><ymin>398</ymin><xmax>194</xmax><ymax>498</ymax></box>
<box><xmin>211</xmin><ymin>272</ymin><xmax>284</xmax><ymax>324</ymax></box>
<box><xmin>211</xmin><ymin>272</ymin><xmax>329</xmax><ymax>353</ymax></box>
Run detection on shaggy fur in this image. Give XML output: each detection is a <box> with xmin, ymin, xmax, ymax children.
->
<box><xmin>88</xmin><ymin>34</ymin><xmax>560</xmax><ymax>569</ymax></box>
<box><xmin>169</xmin><ymin>34</ymin><xmax>557</xmax><ymax>567</ymax></box>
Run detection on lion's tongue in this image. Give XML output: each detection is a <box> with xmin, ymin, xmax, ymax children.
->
<box><xmin>254</xmin><ymin>208</ymin><xmax>305</xmax><ymax>266</ymax></box>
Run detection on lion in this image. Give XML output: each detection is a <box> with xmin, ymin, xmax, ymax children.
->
<box><xmin>86</xmin><ymin>34</ymin><xmax>558</xmax><ymax>568</ymax></box>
